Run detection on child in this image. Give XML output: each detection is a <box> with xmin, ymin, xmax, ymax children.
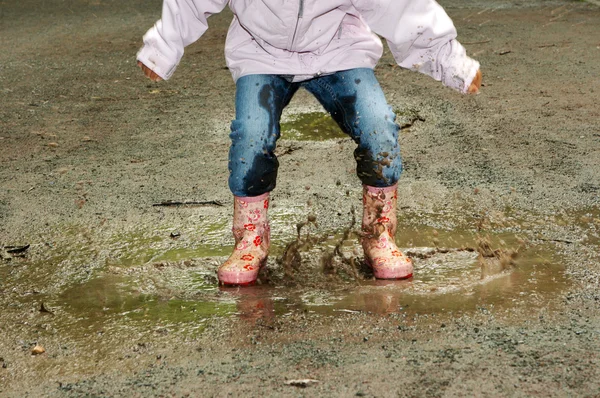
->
<box><xmin>138</xmin><ymin>0</ymin><xmax>482</xmax><ymax>286</ymax></box>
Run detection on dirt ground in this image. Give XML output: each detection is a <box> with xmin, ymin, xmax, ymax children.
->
<box><xmin>1</xmin><ymin>0</ymin><xmax>600</xmax><ymax>396</ymax></box>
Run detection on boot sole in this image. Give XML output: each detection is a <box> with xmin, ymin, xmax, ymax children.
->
<box><xmin>374</xmin><ymin>273</ymin><xmax>413</xmax><ymax>280</ymax></box>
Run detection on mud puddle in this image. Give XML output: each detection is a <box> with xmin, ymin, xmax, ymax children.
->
<box><xmin>280</xmin><ymin>111</ymin><xmax>345</xmax><ymax>141</ymax></box>
<box><xmin>248</xmin><ymin>224</ymin><xmax>568</xmax><ymax>318</ymax></box>
<box><xmin>0</xmin><ymin>212</ymin><xmax>574</xmax><ymax>345</ymax></box>
<box><xmin>295</xmin><ymin>244</ymin><xmax>567</xmax><ymax>315</ymax></box>
<box><xmin>280</xmin><ymin>108</ymin><xmax>425</xmax><ymax>141</ymax></box>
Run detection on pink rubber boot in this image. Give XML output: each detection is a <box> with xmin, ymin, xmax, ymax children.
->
<box><xmin>218</xmin><ymin>193</ymin><xmax>270</xmax><ymax>286</ymax></box>
<box><xmin>362</xmin><ymin>184</ymin><xmax>413</xmax><ymax>279</ymax></box>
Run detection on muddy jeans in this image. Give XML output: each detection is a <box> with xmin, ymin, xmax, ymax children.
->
<box><xmin>228</xmin><ymin>68</ymin><xmax>402</xmax><ymax>197</ymax></box>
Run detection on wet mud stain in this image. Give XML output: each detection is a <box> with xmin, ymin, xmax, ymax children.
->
<box><xmin>280</xmin><ymin>111</ymin><xmax>346</xmax><ymax>141</ymax></box>
<box><xmin>394</xmin><ymin>108</ymin><xmax>426</xmax><ymax>130</ymax></box>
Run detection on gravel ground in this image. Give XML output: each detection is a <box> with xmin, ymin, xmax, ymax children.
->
<box><xmin>1</xmin><ymin>0</ymin><xmax>599</xmax><ymax>396</ymax></box>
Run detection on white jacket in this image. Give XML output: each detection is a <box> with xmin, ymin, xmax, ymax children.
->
<box><xmin>137</xmin><ymin>0</ymin><xmax>480</xmax><ymax>92</ymax></box>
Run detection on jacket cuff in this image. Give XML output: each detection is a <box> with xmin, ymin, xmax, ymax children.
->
<box><xmin>136</xmin><ymin>26</ymin><xmax>179</xmax><ymax>81</ymax></box>
<box><xmin>136</xmin><ymin>45</ymin><xmax>177</xmax><ymax>81</ymax></box>
<box><xmin>439</xmin><ymin>39</ymin><xmax>480</xmax><ymax>93</ymax></box>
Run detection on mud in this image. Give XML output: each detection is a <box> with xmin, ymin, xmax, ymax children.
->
<box><xmin>1</xmin><ymin>0</ymin><xmax>600</xmax><ymax>396</ymax></box>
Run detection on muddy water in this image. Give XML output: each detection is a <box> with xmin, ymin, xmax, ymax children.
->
<box><xmin>0</xmin><ymin>212</ymin><xmax>573</xmax><ymax>346</ymax></box>
<box><xmin>280</xmin><ymin>109</ymin><xmax>426</xmax><ymax>141</ymax></box>
<box><xmin>304</xmin><ymin>245</ymin><xmax>567</xmax><ymax>315</ymax></box>
<box><xmin>260</xmin><ymin>224</ymin><xmax>569</xmax><ymax>316</ymax></box>
<box><xmin>280</xmin><ymin>111</ymin><xmax>345</xmax><ymax>141</ymax></box>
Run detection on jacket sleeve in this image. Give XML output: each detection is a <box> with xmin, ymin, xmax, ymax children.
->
<box><xmin>352</xmin><ymin>0</ymin><xmax>479</xmax><ymax>93</ymax></box>
<box><xmin>137</xmin><ymin>0</ymin><xmax>229</xmax><ymax>80</ymax></box>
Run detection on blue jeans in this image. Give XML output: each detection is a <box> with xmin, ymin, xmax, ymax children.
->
<box><xmin>228</xmin><ymin>68</ymin><xmax>402</xmax><ymax>197</ymax></box>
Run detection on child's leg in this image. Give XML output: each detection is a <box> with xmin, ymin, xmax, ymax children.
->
<box><xmin>302</xmin><ymin>68</ymin><xmax>402</xmax><ymax>188</ymax></box>
<box><xmin>303</xmin><ymin>69</ymin><xmax>412</xmax><ymax>279</ymax></box>
<box><xmin>219</xmin><ymin>74</ymin><xmax>298</xmax><ymax>286</ymax></box>
<box><xmin>228</xmin><ymin>74</ymin><xmax>299</xmax><ymax>197</ymax></box>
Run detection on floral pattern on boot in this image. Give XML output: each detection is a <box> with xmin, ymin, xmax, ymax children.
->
<box><xmin>362</xmin><ymin>185</ymin><xmax>413</xmax><ymax>279</ymax></box>
<box><xmin>218</xmin><ymin>193</ymin><xmax>270</xmax><ymax>286</ymax></box>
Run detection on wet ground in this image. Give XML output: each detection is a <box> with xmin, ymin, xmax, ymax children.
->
<box><xmin>1</xmin><ymin>0</ymin><xmax>600</xmax><ymax>396</ymax></box>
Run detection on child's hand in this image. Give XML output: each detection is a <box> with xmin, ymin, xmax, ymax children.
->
<box><xmin>467</xmin><ymin>69</ymin><xmax>482</xmax><ymax>94</ymax></box>
<box><xmin>137</xmin><ymin>61</ymin><xmax>162</xmax><ymax>82</ymax></box>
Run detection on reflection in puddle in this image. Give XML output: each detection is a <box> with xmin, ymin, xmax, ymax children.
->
<box><xmin>219</xmin><ymin>285</ymin><xmax>276</xmax><ymax>322</ymax></box>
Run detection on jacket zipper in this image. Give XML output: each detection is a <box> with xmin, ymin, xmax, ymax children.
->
<box><xmin>289</xmin><ymin>0</ymin><xmax>304</xmax><ymax>51</ymax></box>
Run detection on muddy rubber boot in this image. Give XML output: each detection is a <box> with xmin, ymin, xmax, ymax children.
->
<box><xmin>362</xmin><ymin>185</ymin><xmax>413</xmax><ymax>279</ymax></box>
<box><xmin>218</xmin><ymin>193</ymin><xmax>270</xmax><ymax>286</ymax></box>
